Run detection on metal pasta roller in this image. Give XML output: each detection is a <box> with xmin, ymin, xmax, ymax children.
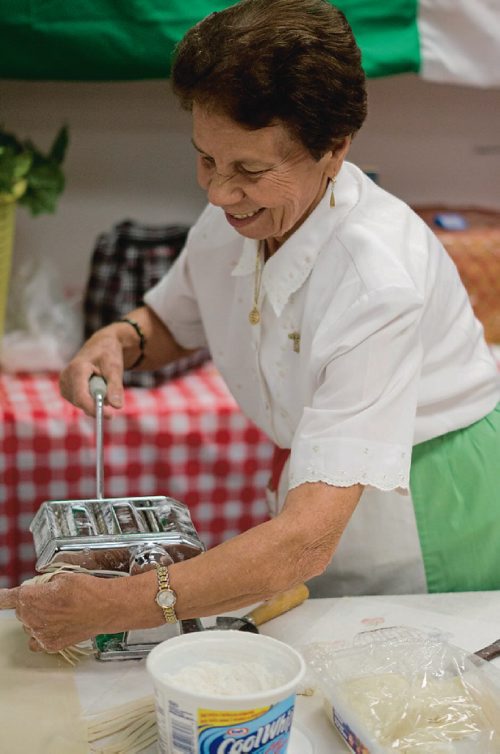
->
<box><xmin>29</xmin><ymin>374</ymin><xmax>205</xmax><ymax>660</ymax></box>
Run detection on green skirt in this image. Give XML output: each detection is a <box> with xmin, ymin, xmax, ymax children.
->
<box><xmin>410</xmin><ymin>402</ymin><xmax>500</xmax><ymax>592</ymax></box>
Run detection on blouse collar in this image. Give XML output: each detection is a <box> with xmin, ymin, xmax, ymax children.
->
<box><xmin>231</xmin><ymin>163</ymin><xmax>354</xmax><ymax>317</ymax></box>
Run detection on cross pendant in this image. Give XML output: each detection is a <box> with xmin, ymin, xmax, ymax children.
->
<box><xmin>288</xmin><ymin>331</ymin><xmax>301</xmax><ymax>353</ymax></box>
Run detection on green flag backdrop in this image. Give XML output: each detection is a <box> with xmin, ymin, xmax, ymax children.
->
<box><xmin>1</xmin><ymin>1</ymin><xmax>498</xmax><ymax>87</ymax></box>
<box><xmin>0</xmin><ymin>0</ymin><xmax>419</xmax><ymax>81</ymax></box>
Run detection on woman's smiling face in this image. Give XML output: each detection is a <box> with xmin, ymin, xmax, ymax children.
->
<box><xmin>192</xmin><ymin>103</ymin><xmax>349</xmax><ymax>253</ymax></box>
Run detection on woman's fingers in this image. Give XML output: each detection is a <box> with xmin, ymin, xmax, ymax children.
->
<box><xmin>0</xmin><ymin>586</ymin><xmax>20</xmax><ymax>610</ymax></box>
<box><xmin>59</xmin><ymin>362</ymin><xmax>101</xmax><ymax>417</ymax></box>
<box><xmin>29</xmin><ymin>636</ymin><xmax>49</xmax><ymax>653</ymax></box>
<box><xmin>2</xmin><ymin>573</ymin><xmax>125</xmax><ymax>653</ymax></box>
<box><xmin>1</xmin><ymin>580</ymin><xmax>94</xmax><ymax>653</ymax></box>
<box><xmin>59</xmin><ymin>339</ymin><xmax>125</xmax><ymax>417</ymax></box>
<box><xmin>0</xmin><ymin>588</ymin><xmax>48</xmax><ymax>653</ymax></box>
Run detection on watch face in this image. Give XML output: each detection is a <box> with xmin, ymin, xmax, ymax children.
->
<box><xmin>157</xmin><ymin>589</ymin><xmax>177</xmax><ymax>608</ymax></box>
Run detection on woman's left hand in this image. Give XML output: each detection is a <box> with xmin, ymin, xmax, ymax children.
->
<box><xmin>0</xmin><ymin>573</ymin><xmax>118</xmax><ymax>652</ymax></box>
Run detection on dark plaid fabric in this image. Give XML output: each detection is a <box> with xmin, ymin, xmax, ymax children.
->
<box><xmin>83</xmin><ymin>220</ymin><xmax>210</xmax><ymax>387</ymax></box>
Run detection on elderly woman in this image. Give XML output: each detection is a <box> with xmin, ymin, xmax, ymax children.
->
<box><xmin>1</xmin><ymin>0</ymin><xmax>499</xmax><ymax>652</ymax></box>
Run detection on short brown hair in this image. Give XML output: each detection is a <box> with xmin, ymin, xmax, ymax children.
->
<box><xmin>172</xmin><ymin>0</ymin><xmax>367</xmax><ymax>160</ymax></box>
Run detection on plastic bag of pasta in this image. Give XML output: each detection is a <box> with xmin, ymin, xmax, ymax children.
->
<box><xmin>303</xmin><ymin>627</ymin><xmax>500</xmax><ymax>754</ymax></box>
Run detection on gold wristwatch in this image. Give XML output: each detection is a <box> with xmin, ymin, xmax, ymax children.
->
<box><xmin>154</xmin><ymin>564</ymin><xmax>178</xmax><ymax>623</ymax></box>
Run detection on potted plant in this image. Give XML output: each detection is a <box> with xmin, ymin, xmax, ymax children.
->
<box><xmin>0</xmin><ymin>125</ymin><xmax>69</xmax><ymax>340</ymax></box>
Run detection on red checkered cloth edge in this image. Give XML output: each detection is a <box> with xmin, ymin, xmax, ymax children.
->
<box><xmin>0</xmin><ymin>362</ymin><xmax>273</xmax><ymax>587</ymax></box>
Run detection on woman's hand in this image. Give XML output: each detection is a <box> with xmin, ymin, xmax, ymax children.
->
<box><xmin>59</xmin><ymin>325</ymin><xmax>128</xmax><ymax>418</ymax></box>
<box><xmin>0</xmin><ymin>573</ymin><xmax>121</xmax><ymax>652</ymax></box>
<box><xmin>59</xmin><ymin>305</ymin><xmax>193</xmax><ymax>418</ymax></box>
<box><xmin>0</xmin><ymin>570</ymin><xmax>164</xmax><ymax>653</ymax></box>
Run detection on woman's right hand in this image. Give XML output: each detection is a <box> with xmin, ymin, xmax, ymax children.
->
<box><xmin>59</xmin><ymin>324</ymin><xmax>127</xmax><ymax>418</ymax></box>
<box><xmin>60</xmin><ymin>306</ymin><xmax>194</xmax><ymax>417</ymax></box>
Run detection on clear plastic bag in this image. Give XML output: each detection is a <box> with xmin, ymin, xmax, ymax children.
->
<box><xmin>303</xmin><ymin>627</ymin><xmax>500</xmax><ymax>754</ymax></box>
<box><xmin>1</xmin><ymin>254</ymin><xmax>82</xmax><ymax>371</ymax></box>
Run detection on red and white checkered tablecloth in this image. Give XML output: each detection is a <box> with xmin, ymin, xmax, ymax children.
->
<box><xmin>0</xmin><ymin>362</ymin><xmax>274</xmax><ymax>587</ymax></box>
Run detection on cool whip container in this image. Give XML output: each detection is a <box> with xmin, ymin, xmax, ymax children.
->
<box><xmin>146</xmin><ymin>630</ymin><xmax>306</xmax><ymax>754</ymax></box>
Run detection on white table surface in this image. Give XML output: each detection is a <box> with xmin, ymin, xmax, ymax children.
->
<box><xmin>3</xmin><ymin>591</ymin><xmax>500</xmax><ymax>753</ymax></box>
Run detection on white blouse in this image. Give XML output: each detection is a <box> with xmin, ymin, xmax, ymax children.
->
<box><xmin>144</xmin><ymin>162</ymin><xmax>499</xmax><ymax>495</ymax></box>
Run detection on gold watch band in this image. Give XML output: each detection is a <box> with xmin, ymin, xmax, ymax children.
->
<box><xmin>155</xmin><ymin>564</ymin><xmax>178</xmax><ymax>623</ymax></box>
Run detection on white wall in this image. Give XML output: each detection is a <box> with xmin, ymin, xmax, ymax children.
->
<box><xmin>2</xmin><ymin>74</ymin><xmax>499</xmax><ymax>294</ymax></box>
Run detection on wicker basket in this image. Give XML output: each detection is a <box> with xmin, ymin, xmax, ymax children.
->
<box><xmin>414</xmin><ymin>206</ymin><xmax>500</xmax><ymax>344</ymax></box>
<box><xmin>0</xmin><ymin>196</ymin><xmax>16</xmax><ymax>346</ymax></box>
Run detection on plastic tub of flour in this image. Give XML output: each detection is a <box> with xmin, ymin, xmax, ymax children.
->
<box><xmin>146</xmin><ymin>629</ymin><xmax>307</xmax><ymax>754</ymax></box>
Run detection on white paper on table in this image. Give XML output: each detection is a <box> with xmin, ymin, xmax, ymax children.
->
<box><xmin>297</xmin><ymin>597</ymin><xmax>500</xmax><ymax>656</ymax></box>
<box><xmin>75</xmin><ymin>656</ymin><xmax>153</xmax><ymax>716</ymax></box>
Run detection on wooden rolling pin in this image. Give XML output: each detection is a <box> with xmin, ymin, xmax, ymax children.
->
<box><xmin>248</xmin><ymin>583</ymin><xmax>310</xmax><ymax>626</ymax></box>
<box><xmin>214</xmin><ymin>583</ymin><xmax>309</xmax><ymax>632</ymax></box>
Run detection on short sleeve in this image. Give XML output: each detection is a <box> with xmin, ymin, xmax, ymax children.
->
<box><xmin>143</xmin><ymin>245</ymin><xmax>209</xmax><ymax>350</ymax></box>
<box><xmin>289</xmin><ymin>285</ymin><xmax>424</xmax><ymax>494</ymax></box>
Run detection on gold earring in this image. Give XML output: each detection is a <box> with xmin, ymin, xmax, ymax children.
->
<box><xmin>330</xmin><ymin>178</ymin><xmax>336</xmax><ymax>208</ymax></box>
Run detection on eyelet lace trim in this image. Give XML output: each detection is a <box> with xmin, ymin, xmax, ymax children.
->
<box><xmin>289</xmin><ymin>466</ymin><xmax>409</xmax><ymax>493</ymax></box>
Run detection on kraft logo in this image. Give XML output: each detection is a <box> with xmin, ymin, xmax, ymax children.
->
<box><xmin>227</xmin><ymin>728</ymin><xmax>249</xmax><ymax>736</ymax></box>
<box><xmin>210</xmin><ymin>709</ymin><xmax>294</xmax><ymax>754</ymax></box>
<box><xmin>267</xmin><ymin>741</ymin><xmax>287</xmax><ymax>753</ymax></box>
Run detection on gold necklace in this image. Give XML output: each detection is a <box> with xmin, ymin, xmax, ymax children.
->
<box><xmin>248</xmin><ymin>241</ymin><xmax>264</xmax><ymax>325</ymax></box>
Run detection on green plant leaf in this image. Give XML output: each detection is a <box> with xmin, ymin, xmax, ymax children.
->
<box><xmin>20</xmin><ymin>163</ymin><xmax>66</xmax><ymax>215</ymax></box>
<box><xmin>0</xmin><ymin>124</ymin><xmax>69</xmax><ymax>215</ymax></box>
<box><xmin>0</xmin><ymin>148</ymin><xmax>16</xmax><ymax>192</ymax></box>
<box><xmin>0</xmin><ymin>129</ymin><xmax>23</xmax><ymax>152</ymax></box>
<box><xmin>13</xmin><ymin>151</ymin><xmax>32</xmax><ymax>180</ymax></box>
<box><xmin>0</xmin><ymin>147</ymin><xmax>29</xmax><ymax>193</ymax></box>
<box><xmin>49</xmin><ymin>125</ymin><xmax>69</xmax><ymax>164</ymax></box>
<box><xmin>26</xmin><ymin>161</ymin><xmax>63</xmax><ymax>189</ymax></box>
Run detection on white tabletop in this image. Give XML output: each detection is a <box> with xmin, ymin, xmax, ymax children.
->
<box><xmin>3</xmin><ymin>591</ymin><xmax>500</xmax><ymax>753</ymax></box>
